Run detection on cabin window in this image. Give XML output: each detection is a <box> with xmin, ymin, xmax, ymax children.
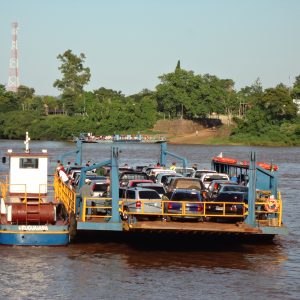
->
<box><xmin>19</xmin><ymin>158</ymin><xmax>39</xmax><ymax>169</ymax></box>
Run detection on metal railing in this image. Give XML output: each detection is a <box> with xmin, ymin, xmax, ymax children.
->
<box><xmin>81</xmin><ymin>197</ymin><xmax>113</xmax><ymax>221</ymax></box>
<box><xmin>79</xmin><ymin>192</ymin><xmax>282</xmax><ymax>227</ymax></box>
<box><xmin>53</xmin><ymin>175</ymin><xmax>76</xmax><ymax>214</ymax></box>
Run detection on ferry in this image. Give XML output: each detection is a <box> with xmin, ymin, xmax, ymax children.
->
<box><xmin>71</xmin><ymin>132</ymin><xmax>166</xmax><ymax>144</ymax></box>
<box><xmin>68</xmin><ymin>142</ymin><xmax>287</xmax><ymax>243</ymax></box>
<box><xmin>0</xmin><ymin>132</ymin><xmax>75</xmax><ymax>246</ymax></box>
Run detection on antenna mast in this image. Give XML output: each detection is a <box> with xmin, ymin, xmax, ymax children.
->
<box><xmin>7</xmin><ymin>22</ymin><xmax>19</xmax><ymax>92</ymax></box>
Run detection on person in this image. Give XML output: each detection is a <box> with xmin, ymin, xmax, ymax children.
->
<box><xmin>86</xmin><ymin>160</ymin><xmax>91</xmax><ymax>167</ymax></box>
<box><xmin>56</xmin><ymin>160</ymin><xmax>61</xmax><ymax>175</ymax></box>
<box><xmin>230</xmin><ymin>174</ymin><xmax>238</xmax><ymax>183</ymax></box>
<box><xmin>78</xmin><ymin>179</ymin><xmax>93</xmax><ymax>199</ymax></box>
<box><xmin>192</xmin><ymin>163</ymin><xmax>198</xmax><ymax>171</ymax></box>
<box><xmin>78</xmin><ymin>179</ymin><xmax>94</xmax><ymax>218</ymax></box>
<box><xmin>170</xmin><ymin>162</ymin><xmax>176</xmax><ymax>170</ymax></box>
<box><xmin>156</xmin><ymin>162</ymin><xmax>161</xmax><ymax>167</ymax></box>
<box><xmin>58</xmin><ymin>165</ymin><xmax>69</xmax><ymax>184</ymax></box>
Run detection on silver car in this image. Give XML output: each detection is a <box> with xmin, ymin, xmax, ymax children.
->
<box><xmin>121</xmin><ymin>187</ymin><xmax>162</xmax><ymax>219</ymax></box>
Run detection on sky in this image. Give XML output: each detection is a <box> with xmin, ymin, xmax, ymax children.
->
<box><xmin>0</xmin><ymin>0</ymin><xmax>299</xmax><ymax>96</ymax></box>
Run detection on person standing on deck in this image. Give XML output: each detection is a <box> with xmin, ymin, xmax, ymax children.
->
<box><xmin>78</xmin><ymin>179</ymin><xmax>93</xmax><ymax>199</ymax></box>
<box><xmin>170</xmin><ymin>162</ymin><xmax>176</xmax><ymax>170</ymax></box>
<box><xmin>58</xmin><ymin>164</ymin><xmax>69</xmax><ymax>184</ymax></box>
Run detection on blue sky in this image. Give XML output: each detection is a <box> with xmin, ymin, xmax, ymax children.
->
<box><xmin>0</xmin><ymin>0</ymin><xmax>299</xmax><ymax>96</ymax></box>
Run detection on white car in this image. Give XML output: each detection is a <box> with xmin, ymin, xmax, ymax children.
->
<box><xmin>199</xmin><ymin>172</ymin><xmax>230</xmax><ymax>189</ymax></box>
<box><xmin>192</xmin><ymin>169</ymin><xmax>217</xmax><ymax>179</ymax></box>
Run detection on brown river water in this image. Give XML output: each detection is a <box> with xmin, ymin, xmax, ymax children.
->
<box><xmin>0</xmin><ymin>140</ymin><xmax>299</xmax><ymax>300</ymax></box>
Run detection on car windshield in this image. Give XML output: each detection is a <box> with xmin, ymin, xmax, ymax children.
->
<box><xmin>204</xmin><ymin>175</ymin><xmax>228</xmax><ymax>182</ymax></box>
<box><xmin>93</xmin><ymin>184</ymin><xmax>108</xmax><ymax>192</ymax></box>
<box><xmin>139</xmin><ymin>191</ymin><xmax>161</xmax><ymax>199</ymax></box>
<box><xmin>172</xmin><ymin>192</ymin><xmax>200</xmax><ymax>201</ymax></box>
<box><xmin>140</xmin><ymin>186</ymin><xmax>165</xmax><ymax>194</ymax></box>
<box><xmin>222</xmin><ymin>186</ymin><xmax>248</xmax><ymax>192</ymax></box>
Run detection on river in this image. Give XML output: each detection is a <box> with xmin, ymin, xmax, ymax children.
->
<box><xmin>0</xmin><ymin>140</ymin><xmax>299</xmax><ymax>300</ymax></box>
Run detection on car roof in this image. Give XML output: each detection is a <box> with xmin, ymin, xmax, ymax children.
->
<box><xmin>209</xmin><ymin>180</ymin><xmax>237</xmax><ymax>185</ymax></box>
<box><xmin>127</xmin><ymin>187</ymin><xmax>161</xmax><ymax>194</ymax></box>
<box><xmin>171</xmin><ymin>188</ymin><xmax>201</xmax><ymax>193</ymax></box>
<box><xmin>137</xmin><ymin>183</ymin><xmax>164</xmax><ymax>187</ymax></box>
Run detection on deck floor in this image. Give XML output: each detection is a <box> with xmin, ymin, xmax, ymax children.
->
<box><xmin>123</xmin><ymin>220</ymin><xmax>263</xmax><ymax>234</ymax></box>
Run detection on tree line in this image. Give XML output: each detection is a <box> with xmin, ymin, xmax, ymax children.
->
<box><xmin>0</xmin><ymin>49</ymin><xmax>300</xmax><ymax>145</ymax></box>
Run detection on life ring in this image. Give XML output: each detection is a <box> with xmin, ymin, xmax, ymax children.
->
<box><xmin>212</xmin><ymin>157</ymin><xmax>238</xmax><ymax>164</ymax></box>
<box><xmin>264</xmin><ymin>199</ymin><xmax>279</xmax><ymax>213</ymax></box>
<box><xmin>257</xmin><ymin>162</ymin><xmax>278</xmax><ymax>171</ymax></box>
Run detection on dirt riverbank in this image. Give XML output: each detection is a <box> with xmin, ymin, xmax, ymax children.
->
<box><xmin>152</xmin><ymin>119</ymin><xmax>229</xmax><ymax>145</ymax></box>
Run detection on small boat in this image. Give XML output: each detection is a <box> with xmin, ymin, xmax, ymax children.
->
<box><xmin>72</xmin><ymin>133</ymin><xmax>113</xmax><ymax>143</ymax></box>
<box><xmin>113</xmin><ymin>134</ymin><xmax>166</xmax><ymax>144</ymax></box>
<box><xmin>212</xmin><ymin>156</ymin><xmax>279</xmax><ymax>171</ymax></box>
<box><xmin>0</xmin><ymin>132</ymin><xmax>71</xmax><ymax>246</ymax></box>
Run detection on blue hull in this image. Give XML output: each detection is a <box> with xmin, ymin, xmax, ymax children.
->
<box><xmin>0</xmin><ymin>225</ymin><xmax>69</xmax><ymax>246</ymax></box>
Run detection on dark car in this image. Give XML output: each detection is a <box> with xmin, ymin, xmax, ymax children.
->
<box><xmin>207</xmin><ymin>181</ymin><xmax>239</xmax><ymax>199</ymax></box>
<box><xmin>208</xmin><ymin>187</ymin><xmax>248</xmax><ymax>218</ymax></box>
<box><xmin>163</xmin><ymin>189</ymin><xmax>204</xmax><ymax>221</ymax></box>
<box><xmin>119</xmin><ymin>171</ymin><xmax>149</xmax><ymax>187</ymax></box>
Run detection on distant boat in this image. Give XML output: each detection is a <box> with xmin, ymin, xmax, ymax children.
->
<box><xmin>72</xmin><ymin>133</ymin><xmax>166</xmax><ymax>144</ymax></box>
<box><xmin>72</xmin><ymin>133</ymin><xmax>113</xmax><ymax>143</ymax></box>
<box><xmin>113</xmin><ymin>134</ymin><xmax>166</xmax><ymax>144</ymax></box>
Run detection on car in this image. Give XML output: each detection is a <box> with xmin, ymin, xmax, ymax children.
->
<box><xmin>207</xmin><ymin>180</ymin><xmax>239</xmax><ymax>199</ymax></box>
<box><xmin>199</xmin><ymin>173</ymin><xmax>230</xmax><ymax>189</ymax></box>
<box><xmin>119</xmin><ymin>171</ymin><xmax>149</xmax><ymax>187</ymax></box>
<box><xmin>163</xmin><ymin>189</ymin><xmax>204</xmax><ymax>220</ymax></box>
<box><xmin>210</xmin><ymin>184</ymin><xmax>248</xmax><ymax>200</ymax></box>
<box><xmin>91</xmin><ymin>180</ymin><xmax>109</xmax><ymax>197</ymax></box>
<box><xmin>156</xmin><ymin>173</ymin><xmax>183</xmax><ymax>186</ymax></box>
<box><xmin>173</xmin><ymin>167</ymin><xmax>195</xmax><ymax>177</ymax></box>
<box><xmin>136</xmin><ymin>182</ymin><xmax>166</xmax><ymax>198</ymax></box>
<box><xmin>192</xmin><ymin>169</ymin><xmax>217</xmax><ymax>179</ymax></box>
<box><xmin>127</xmin><ymin>179</ymin><xmax>154</xmax><ymax>188</ymax></box>
<box><xmin>121</xmin><ymin>187</ymin><xmax>162</xmax><ymax>220</ymax></box>
<box><xmin>167</xmin><ymin>177</ymin><xmax>205</xmax><ymax>192</ymax></box>
<box><xmin>149</xmin><ymin>169</ymin><xmax>176</xmax><ymax>181</ymax></box>
<box><xmin>74</xmin><ymin>173</ymin><xmax>107</xmax><ymax>187</ymax></box>
<box><xmin>207</xmin><ymin>186</ymin><xmax>248</xmax><ymax>218</ymax></box>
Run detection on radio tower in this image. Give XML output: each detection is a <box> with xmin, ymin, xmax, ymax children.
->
<box><xmin>7</xmin><ymin>22</ymin><xmax>19</xmax><ymax>92</ymax></box>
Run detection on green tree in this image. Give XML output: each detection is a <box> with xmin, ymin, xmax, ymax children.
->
<box><xmin>17</xmin><ymin>85</ymin><xmax>35</xmax><ymax>111</ymax></box>
<box><xmin>0</xmin><ymin>85</ymin><xmax>21</xmax><ymax>112</ymax></box>
<box><xmin>261</xmin><ymin>85</ymin><xmax>297</xmax><ymax>122</ymax></box>
<box><xmin>291</xmin><ymin>75</ymin><xmax>300</xmax><ymax>99</ymax></box>
<box><xmin>53</xmin><ymin>50</ymin><xmax>91</xmax><ymax>115</ymax></box>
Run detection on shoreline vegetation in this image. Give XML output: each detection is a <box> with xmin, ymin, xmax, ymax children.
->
<box><xmin>1</xmin><ymin>52</ymin><xmax>300</xmax><ymax>146</ymax></box>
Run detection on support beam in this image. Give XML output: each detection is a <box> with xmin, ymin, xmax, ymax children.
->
<box><xmin>245</xmin><ymin>151</ymin><xmax>257</xmax><ymax>226</ymax></box>
<box><xmin>160</xmin><ymin>142</ymin><xmax>188</xmax><ymax>168</ymax></box>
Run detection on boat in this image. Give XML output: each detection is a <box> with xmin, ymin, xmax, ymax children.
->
<box><xmin>0</xmin><ymin>132</ymin><xmax>72</xmax><ymax>246</ymax></box>
<box><xmin>212</xmin><ymin>156</ymin><xmax>279</xmax><ymax>171</ymax></box>
<box><xmin>113</xmin><ymin>134</ymin><xmax>166</xmax><ymax>143</ymax></box>
<box><xmin>66</xmin><ymin>142</ymin><xmax>287</xmax><ymax>242</ymax></box>
<box><xmin>71</xmin><ymin>133</ymin><xmax>166</xmax><ymax>144</ymax></box>
<box><xmin>72</xmin><ymin>133</ymin><xmax>113</xmax><ymax>143</ymax></box>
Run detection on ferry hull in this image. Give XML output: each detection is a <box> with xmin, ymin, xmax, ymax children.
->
<box><xmin>0</xmin><ymin>225</ymin><xmax>69</xmax><ymax>246</ymax></box>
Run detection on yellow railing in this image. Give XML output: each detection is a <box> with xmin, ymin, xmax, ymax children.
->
<box><xmin>79</xmin><ymin>192</ymin><xmax>282</xmax><ymax>227</ymax></box>
<box><xmin>53</xmin><ymin>175</ymin><xmax>76</xmax><ymax>214</ymax></box>
<box><xmin>81</xmin><ymin>197</ymin><xmax>113</xmax><ymax>222</ymax></box>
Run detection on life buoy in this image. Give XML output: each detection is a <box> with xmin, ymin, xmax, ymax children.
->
<box><xmin>257</xmin><ymin>162</ymin><xmax>279</xmax><ymax>171</ymax></box>
<box><xmin>264</xmin><ymin>199</ymin><xmax>279</xmax><ymax>213</ymax></box>
<box><xmin>212</xmin><ymin>157</ymin><xmax>238</xmax><ymax>164</ymax></box>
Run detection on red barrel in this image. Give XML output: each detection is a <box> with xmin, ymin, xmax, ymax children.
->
<box><xmin>11</xmin><ymin>203</ymin><xmax>55</xmax><ymax>225</ymax></box>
